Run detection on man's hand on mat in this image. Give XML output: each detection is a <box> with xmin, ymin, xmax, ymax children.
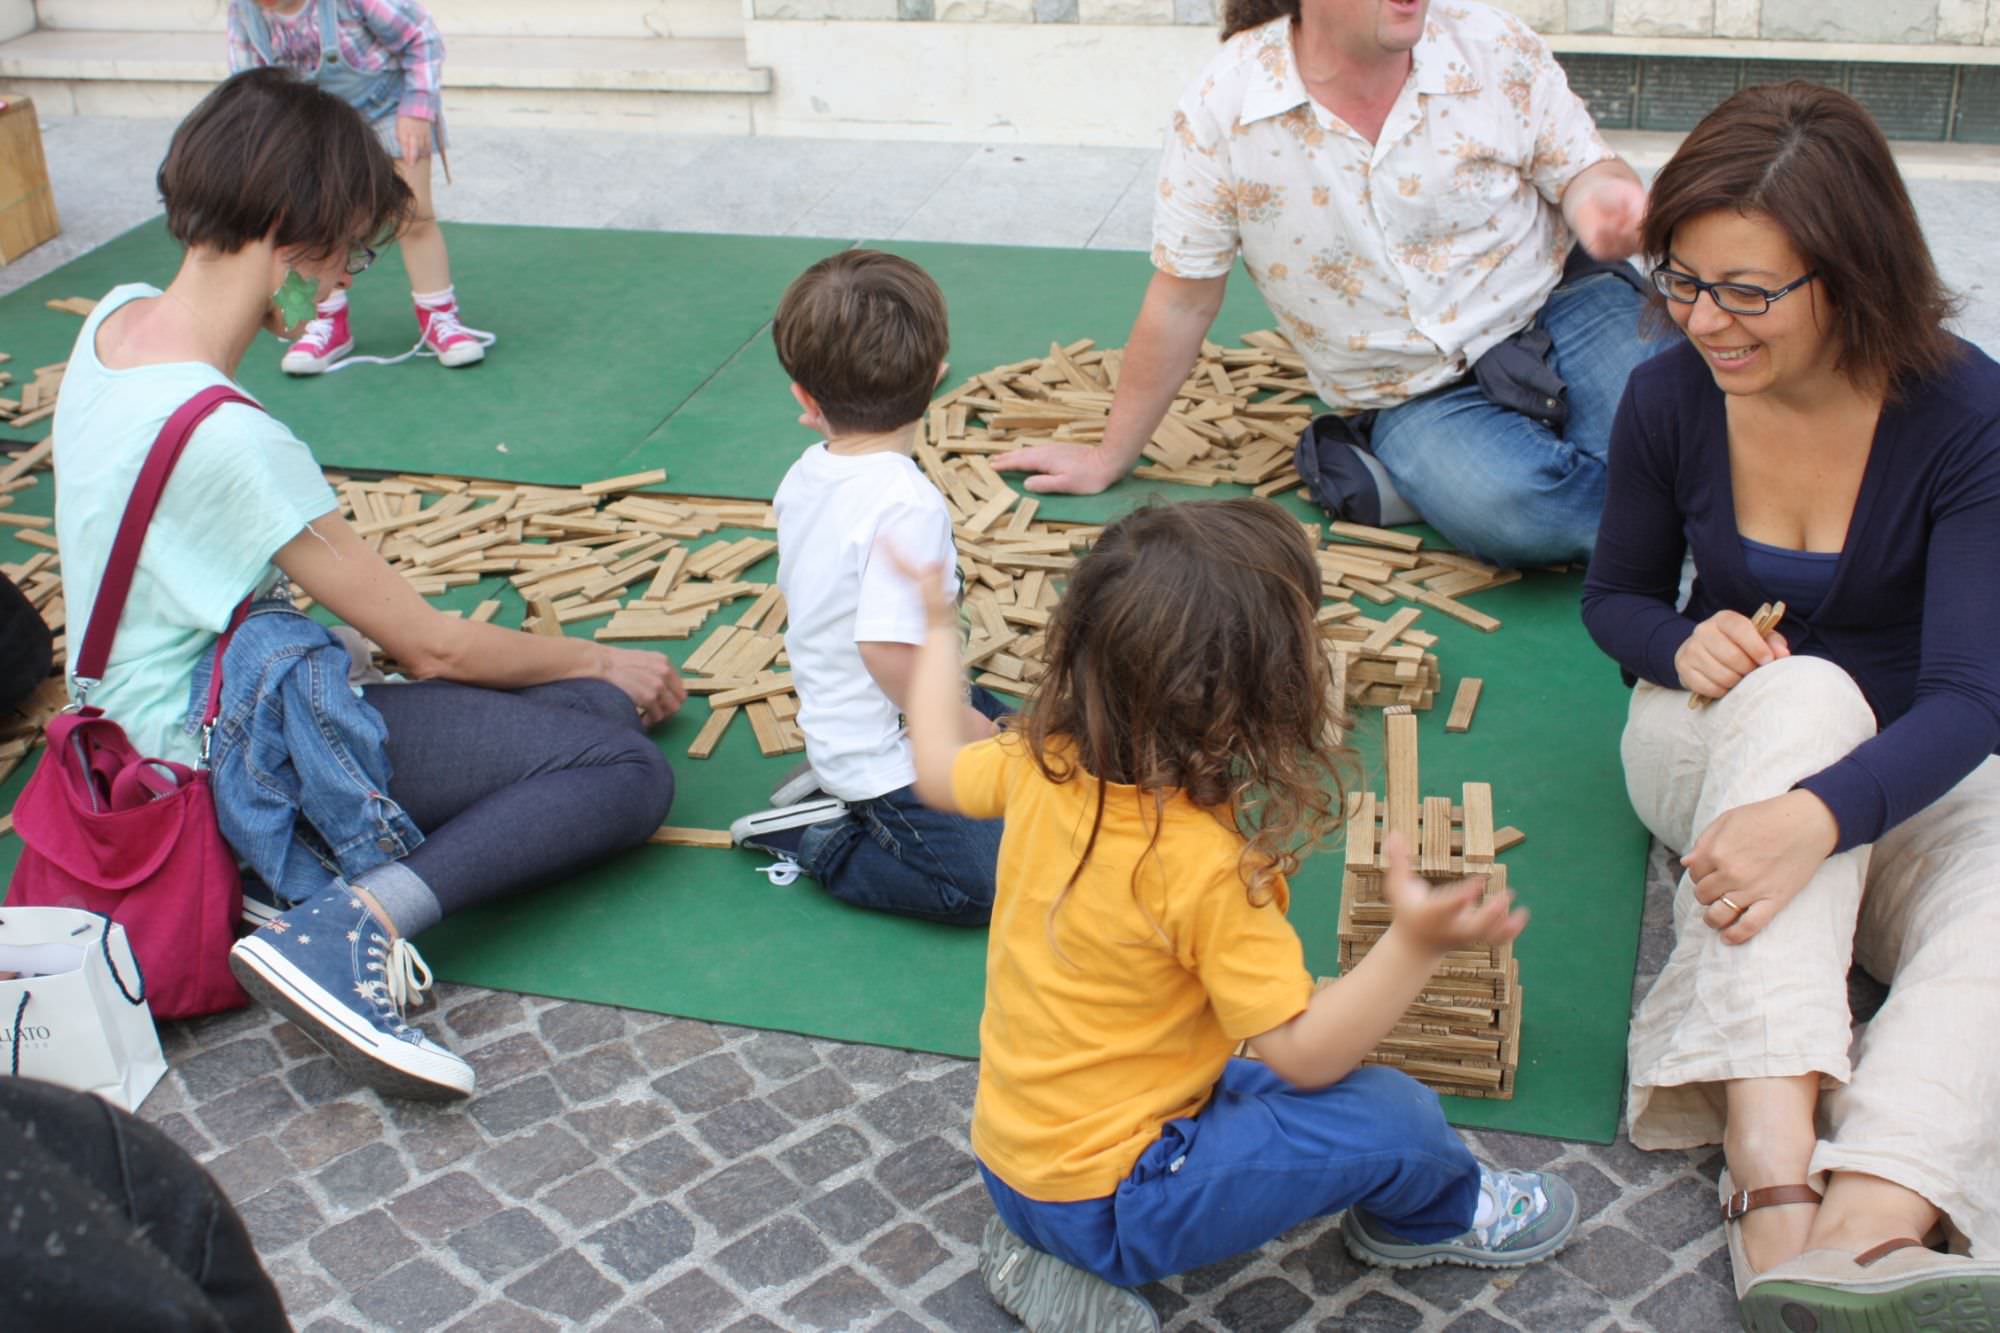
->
<box><xmin>600</xmin><ymin>647</ymin><xmax>687</xmax><ymax>727</ymax></box>
<box><xmin>396</xmin><ymin>115</ymin><xmax>431</xmax><ymax>162</ymax></box>
<box><xmin>991</xmin><ymin>441</ymin><xmax>1121</xmax><ymax>495</ymax></box>
<box><xmin>1676</xmin><ymin>609</ymin><xmax>1791</xmax><ymax>702</ymax></box>
<box><xmin>1381</xmin><ymin>834</ymin><xmax>1527</xmax><ymax>956</ymax></box>
<box><xmin>1682</xmin><ymin>790</ymin><xmax>1841</xmax><ymax>944</ymax></box>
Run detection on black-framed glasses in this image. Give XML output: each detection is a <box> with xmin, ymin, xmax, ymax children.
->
<box><xmin>345</xmin><ymin>243</ymin><xmax>377</xmax><ymax>276</ymax></box>
<box><xmin>1651</xmin><ymin>266</ymin><xmax>1817</xmax><ymax>316</ymax></box>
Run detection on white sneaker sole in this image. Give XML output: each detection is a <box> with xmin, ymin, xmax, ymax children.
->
<box><xmin>240</xmin><ymin>894</ymin><xmax>284</xmax><ymax>930</ymax></box>
<box><xmin>431</xmin><ymin>340</ymin><xmax>485</xmax><ymax>367</ymax></box>
<box><xmin>229</xmin><ymin>935</ymin><xmax>474</xmax><ymax>1100</ymax></box>
<box><xmin>281</xmin><ymin>338</ymin><xmax>355</xmax><ymax>374</ymax></box>
<box><xmin>729</xmin><ymin>798</ymin><xmax>849</xmax><ymax>844</ymax></box>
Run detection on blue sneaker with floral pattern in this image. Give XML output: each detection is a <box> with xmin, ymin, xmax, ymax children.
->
<box><xmin>229</xmin><ymin>883</ymin><xmax>473</xmax><ymax>1100</ymax></box>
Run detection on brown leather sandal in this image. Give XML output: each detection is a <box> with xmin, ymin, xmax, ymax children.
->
<box><xmin>1719</xmin><ymin>1167</ymin><xmax>1823</xmax><ymax>1299</ymax></box>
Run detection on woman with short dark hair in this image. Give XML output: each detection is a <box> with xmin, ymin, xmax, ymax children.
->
<box><xmin>52</xmin><ymin>68</ymin><xmax>685</xmax><ymax>1100</ymax></box>
<box><xmin>1582</xmin><ymin>81</ymin><xmax>2000</xmax><ymax>1326</ymax></box>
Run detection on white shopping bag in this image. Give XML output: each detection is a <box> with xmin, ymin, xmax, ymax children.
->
<box><xmin>0</xmin><ymin>906</ymin><xmax>167</xmax><ymax>1112</ymax></box>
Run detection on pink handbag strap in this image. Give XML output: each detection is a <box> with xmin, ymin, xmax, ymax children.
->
<box><xmin>73</xmin><ymin>385</ymin><xmax>262</xmax><ymax>726</ymax></box>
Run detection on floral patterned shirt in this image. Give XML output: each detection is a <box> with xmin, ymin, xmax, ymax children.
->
<box><xmin>227</xmin><ymin>0</ymin><xmax>444</xmax><ymax>122</ymax></box>
<box><xmin>1152</xmin><ymin>2</ymin><xmax>1615</xmax><ymax>410</ymax></box>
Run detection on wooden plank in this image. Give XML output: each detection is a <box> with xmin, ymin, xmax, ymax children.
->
<box><xmin>1387</xmin><ymin>578</ymin><xmax>1501</xmax><ymax>633</ymax></box>
<box><xmin>1329</xmin><ymin>520</ymin><xmax>1425</xmax><ymax>552</ymax></box>
<box><xmin>644</xmin><ymin>546</ymin><xmax>689</xmax><ymax>600</ymax></box>
<box><xmin>647</xmin><ymin>825</ymin><xmax>733</xmax><ymax>848</ymax></box>
<box><xmin>0</xmin><ymin>440</ymin><xmax>53</xmax><ymax>487</ymax></box>
<box><xmin>708</xmin><ymin>673</ymin><xmax>796</xmax><ymax>709</ymax></box>
<box><xmin>468</xmin><ymin>599</ymin><xmax>501</xmax><ymax>624</ymax></box>
<box><xmin>528</xmin><ymin>594</ymin><xmax>565</xmax><ymax>638</ymax></box>
<box><xmin>1420</xmin><ymin>796</ymin><xmax>1455</xmax><ymax>876</ymax></box>
<box><xmin>1461</xmin><ymin>783</ymin><xmax>1496</xmax><ymax>865</ymax></box>
<box><xmin>688</xmin><ymin>705</ymin><xmax>738</xmax><ymax>759</ymax></box>
<box><xmin>1359</xmin><ymin>606</ymin><xmax>1421</xmax><ymax>655</ymax></box>
<box><xmin>1345</xmin><ymin>791</ymin><xmax>1378</xmax><ymax>871</ymax></box>
<box><xmin>1445</xmin><ymin>677</ymin><xmax>1483</xmax><ymax>733</ymax></box>
<box><xmin>683</xmin><ymin>624</ymin><xmax>740</xmax><ymax>675</ymax></box>
<box><xmin>1493</xmin><ymin>825</ymin><xmax>1525</xmax><ymax>853</ymax></box>
<box><xmin>745</xmin><ymin>700</ymin><xmax>785</xmax><ymax>756</ymax></box>
<box><xmin>580</xmin><ymin>468</ymin><xmax>668</xmax><ymax>496</ymax></box>
<box><xmin>1384</xmin><ymin>708</ymin><xmax>1420</xmax><ymax>849</ymax></box>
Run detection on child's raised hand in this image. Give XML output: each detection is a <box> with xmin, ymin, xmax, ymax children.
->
<box><xmin>877</xmin><ymin>539</ymin><xmax>957</xmax><ymax>633</ymax></box>
<box><xmin>1380</xmin><ymin>833</ymin><xmax>1527</xmax><ymax>956</ymax></box>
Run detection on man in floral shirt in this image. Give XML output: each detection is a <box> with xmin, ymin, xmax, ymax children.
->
<box><xmin>996</xmin><ymin>0</ymin><xmax>1653</xmax><ymax>567</ymax></box>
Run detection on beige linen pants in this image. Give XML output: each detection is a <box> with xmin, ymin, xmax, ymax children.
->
<box><xmin>1622</xmin><ymin>655</ymin><xmax>2000</xmax><ymax>1254</ymax></box>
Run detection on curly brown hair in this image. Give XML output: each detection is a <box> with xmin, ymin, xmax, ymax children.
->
<box><xmin>1019</xmin><ymin>499</ymin><xmax>1353</xmax><ymax>947</ymax></box>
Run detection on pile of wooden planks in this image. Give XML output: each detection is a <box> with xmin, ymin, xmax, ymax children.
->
<box><xmin>923</xmin><ymin>330</ymin><xmax>1314</xmax><ymax>495</ymax></box>
<box><xmin>919</xmin><ymin>332</ymin><xmax>1519</xmax><ymax>718</ymax></box>
<box><xmin>1333</xmin><ymin>707</ymin><xmax>1526</xmax><ymax>1099</ymax></box>
<box><xmin>0</xmin><ymin>356</ymin><xmax>62</xmax><ymax>431</ymax></box>
<box><xmin>0</xmin><ymin>298</ymin><xmax>96</xmax><ymax>432</ymax></box>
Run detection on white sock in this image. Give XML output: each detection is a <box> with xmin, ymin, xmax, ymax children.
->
<box><xmin>315</xmin><ymin>288</ymin><xmax>349</xmax><ymax>316</ymax></box>
<box><xmin>412</xmin><ymin>285</ymin><xmax>456</xmax><ymax>310</ymax></box>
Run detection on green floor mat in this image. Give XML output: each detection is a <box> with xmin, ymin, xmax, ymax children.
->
<box><xmin>640</xmin><ymin>241</ymin><xmax>1288</xmax><ymax>520</ymax></box>
<box><xmin>1</xmin><ymin>226</ymin><xmax>1645</xmax><ymax>1142</ymax></box>
<box><xmin>0</xmin><ymin>219</ymin><xmax>838</xmax><ymax>486</ymax></box>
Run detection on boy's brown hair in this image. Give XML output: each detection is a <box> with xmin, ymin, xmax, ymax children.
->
<box><xmin>773</xmin><ymin>250</ymin><xmax>949</xmax><ymax>435</ymax></box>
<box><xmin>158</xmin><ymin>67</ymin><xmax>412</xmax><ymax>263</ymax></box>
<box><xmin>1643</xmin><ymin>81</ymin><xmax>1961</xmax><ymax>397</ymax></box>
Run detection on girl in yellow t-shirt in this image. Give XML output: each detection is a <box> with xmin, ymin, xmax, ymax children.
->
<box><xmin>894</xmin><ymin>498</ymin><xmax>1576</xmax><ymax>1331</ymax></box>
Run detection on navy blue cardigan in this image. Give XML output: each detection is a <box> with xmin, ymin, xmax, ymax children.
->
<box><xmin>1581</xmin><ymin>337</ymin><xmax>2000</xmax><ymax>852</ymax></box>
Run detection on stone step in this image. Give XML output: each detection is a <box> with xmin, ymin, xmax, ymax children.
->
<box><xmin>0</xmin><ymin>26</ymin><xmax>770</xmax><ymax>132</ymax></box>
<box><xmin>0</xmin><ymin>27</ymin><xmax>767</xmax><ymax>91</ymax></box>
<box><xmin>32</xmin><ymin>0</ymin><xmax>741</xmax><ymax>40</ymax></box>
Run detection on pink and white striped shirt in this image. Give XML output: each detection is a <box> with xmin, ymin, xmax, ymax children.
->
<box><xmin>226</xmin><ymin>0</ymin><xmax>444</xmax><ymax>122</ymax></box>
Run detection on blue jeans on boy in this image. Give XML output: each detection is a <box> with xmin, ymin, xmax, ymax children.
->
<box><xmin>979</xmin><ymin>1060</ymin><xmax>1480</xmax><ymax>1287</ymax></box>
<box><xmin>1369</xmin><ymin>271</ymin><xmax>1663</xmax><ymax>568</ymax></box>
<box><xmin>793</xmin><ymin>686</ymin><xmax>1011</xmax><ymax>927</ymax></box>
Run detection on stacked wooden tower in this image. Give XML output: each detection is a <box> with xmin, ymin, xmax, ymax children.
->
<box><xmin>1335</xmin><ymin>707</ymin><xmax>1524</xmax><ymax>1099</ymax></box>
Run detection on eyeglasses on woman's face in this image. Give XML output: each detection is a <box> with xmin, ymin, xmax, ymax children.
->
<box><xmin>345</xmin><ymin>243</ymin><xmax>378</xmax><ymax>276</ymax></box>
<box><xmin>1651</xmin><ymin>266</ymin><xmax>1817</xmax><ymax>316</ymax></box>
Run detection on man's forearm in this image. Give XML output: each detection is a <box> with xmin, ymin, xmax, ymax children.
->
<box><xmin>1097</xmin><ymin>273</ymin><xmax>1229</xmax><ymax>477</ymax></box>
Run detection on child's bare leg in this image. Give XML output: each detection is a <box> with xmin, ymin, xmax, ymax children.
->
<box><xmin>394</xmin><ymin>153</ymin><xmax>451</xmax><ymax>295</ymax></box>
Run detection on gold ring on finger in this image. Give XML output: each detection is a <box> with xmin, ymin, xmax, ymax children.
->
<box><xmin>1718</xmin><ymin>894</ymin><xmax>1744</xmax><ymax>916</ymax></box>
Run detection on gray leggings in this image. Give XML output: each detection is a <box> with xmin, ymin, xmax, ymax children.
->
<box><xmin>362</xmin><ymin>678</ymin><xmax>674</xmax><ymax>915</ymax></box>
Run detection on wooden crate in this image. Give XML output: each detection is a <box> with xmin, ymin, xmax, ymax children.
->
<box><xmin>0</xmin><ymin>95</ymin><xmax>61</xmax><ymax>265</ymax></box>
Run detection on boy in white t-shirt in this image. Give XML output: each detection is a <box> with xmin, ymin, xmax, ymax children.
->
<box><xmin>728</xmin><ymin>251</ymin><xmax>1007</xmax><ymax>924</ymax></box>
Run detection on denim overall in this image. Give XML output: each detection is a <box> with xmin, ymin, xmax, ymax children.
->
<box><xmin>236</xmin><ymin>0</ymin><xmax>437</xmax><ymax>151</ymax></box>
<box><xmin>188</xmin><ymin>597</ymin><xmax>424</xmax><ymax>908</ymax></box>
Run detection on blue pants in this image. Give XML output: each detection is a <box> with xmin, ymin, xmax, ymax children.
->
<box><xmin>1369</xmin><ymin>271</ymin><xmax>1662</xmax><ymax>568</ymax></box>
<box><xmin>979</xmin><ymin>1060</ymin><xmax>1481</xmax><ymax>1287</ymax></box>
<box><xmin>366</xmin><ymin>678</ymin><xmax>674</xmax><ymax>915</ymax></box>
<box><xmin>794</xmin><ymin>687</ymin><xmax>1011</xmax><ymax>927</ymax></box>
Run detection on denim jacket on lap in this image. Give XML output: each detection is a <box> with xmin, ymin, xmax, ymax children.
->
<box><xmin>189</xmin><ymin>597</ymin><xmax>423</xmax><ymax>905</ymax></box>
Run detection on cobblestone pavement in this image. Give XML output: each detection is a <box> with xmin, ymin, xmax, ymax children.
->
<box><xmin>126</xmin><ymin>843</ymin><xmax>1748</xmax><ymax>1333</ymax></box>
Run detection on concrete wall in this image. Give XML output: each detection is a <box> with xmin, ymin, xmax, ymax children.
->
<box><xmin>744</xmin><ymin>0</ymin><xmax>2000</xmax><ymax>44</ymax></box>
<box><xmin>0</xmin><ymin>0</ymin><xmax>34</xmax><ymax>43</ymax></box>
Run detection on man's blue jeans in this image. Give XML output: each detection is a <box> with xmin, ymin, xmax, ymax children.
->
<box><xmin>978</xmin><ymin>1060</ymin><xmax>1480</xmax><ymax>1287</ymax></box>
<box><xmin>792</xmin><ymin>687</ymin><xmax>1010</xmax><ymax>927</ymax></box>
<box><xmin>1369</xmin><ymin>272</ymin><xmax>1662</xmax><ymax>567</ymax></box>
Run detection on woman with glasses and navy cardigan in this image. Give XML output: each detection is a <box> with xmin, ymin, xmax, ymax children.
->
<box><xmin>1580</xmin><ymin>82</ymin><xmax>2000</xmax><ymax>1329</ymax></box>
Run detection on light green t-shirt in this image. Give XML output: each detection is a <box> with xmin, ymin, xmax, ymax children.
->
<box><xmin>54</xmin><ymin>284</ymin><xmax>339</xmax><ymax>765</ymax></box>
